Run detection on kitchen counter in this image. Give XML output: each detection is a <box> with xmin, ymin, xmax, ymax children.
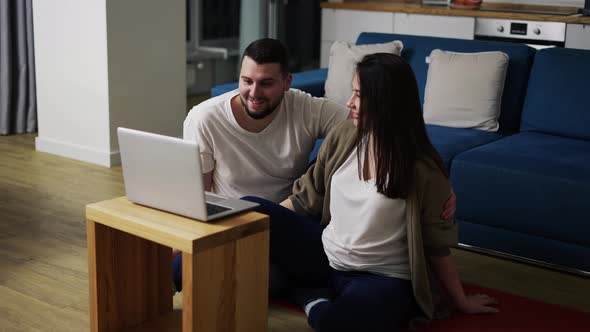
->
<box><xmin>321</xmin><ymin>1</ymin><xmax>590</xmax><ymax>24</ymax></box>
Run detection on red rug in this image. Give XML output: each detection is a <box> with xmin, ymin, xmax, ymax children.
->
<box><xmin>413</xmin><ymin>284</ymin><xmax>590</xmax><ymax>332</ymax></box>
<box><xmin>274</xmin><ymin>283</ymin><xmax>590</xmax><ymax>332</ymax></box>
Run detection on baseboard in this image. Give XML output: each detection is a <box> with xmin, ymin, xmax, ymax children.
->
<box><xmin>457</xmin><ymin>219</ymin><xmax>590</xmax><ymax>277</ymax></box>
<box><xmin>457</xmin><ymin>243</ymin><xmax>590</xmax><ymax>278</ymax></box>
<box><xmin>35</xmin><ymin>136</ymin><xmax>121</xmax><ymax>167</ymax></box>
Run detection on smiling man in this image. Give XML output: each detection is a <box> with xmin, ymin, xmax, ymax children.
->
<box><xmin>177</xmin><ymin>39</ymin><xmax>349</xmax><ymax>294</ymax></box>
<box><xmin>183</xmin><ymin>38</ymin><xmax>349</xmax><ymax>203</ymax></box>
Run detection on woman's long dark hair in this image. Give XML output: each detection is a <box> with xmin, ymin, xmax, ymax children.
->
<box><xmin>355</xmin><ymin>53</ymin><xmax>447</xmax><ymax>199</ymax></box>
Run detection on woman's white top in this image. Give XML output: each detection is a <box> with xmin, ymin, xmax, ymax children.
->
<box><xmin>322</xmin><ymin>145</ymin><xmax>410</xmax><ymax>280</ymax></box>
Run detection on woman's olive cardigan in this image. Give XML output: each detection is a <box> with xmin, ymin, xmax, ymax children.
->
<box><xmin>289</xmin><ymin>120</ymin><xmax>458</xmax><ymax>323</ymax></box>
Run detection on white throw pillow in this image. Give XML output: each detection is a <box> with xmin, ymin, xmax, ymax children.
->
<box><xmin>324</xmin><ymin>40</ymin><xmax>403</xmax><ymax>106</ymax></box>
<box><xmin>423</xmin><ymin>49</ymin><xmax>509</xmax><ymax>132</ymax></box>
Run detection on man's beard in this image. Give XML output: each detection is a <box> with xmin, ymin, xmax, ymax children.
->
<box><xmin>240</xmin><ymin>95</ymin><xmax>281</xmax><ymax>120</ymax></box>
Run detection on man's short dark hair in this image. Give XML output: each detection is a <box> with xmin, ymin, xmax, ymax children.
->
<box><xmin>243</xmin><ymin>38</ymin><xmax>289</xmax><ymax>76</ymax></box>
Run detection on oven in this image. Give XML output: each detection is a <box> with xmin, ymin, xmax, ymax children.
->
<box><xmin>475</xmin><ymin>18</ymin><xmax>566</xmax><ymax>50</ymax></box>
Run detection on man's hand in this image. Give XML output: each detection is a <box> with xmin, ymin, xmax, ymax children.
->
<box><xmin>456</xmin><ymin>293</ymin><xmax>499</xmax><ymax>314</ymax></box>
<box><xmin>203</xmin><ymin>171</ymin><xmax>213</xmax><ymax>191</ymax></box>
<box><xmin>441</xmin><ymin>190</ymin><xmax>456</xmax><ymax>220</ymax></box>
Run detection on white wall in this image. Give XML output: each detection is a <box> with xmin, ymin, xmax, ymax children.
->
<box><xmin>33</xmin><ymin>0</ymin><xmax>112</xmax><ymax>165</ymax></box>
<box><xmin>33</xmin><ymin>0</ymin><xmax>186</xmax><ymax>167</ymax></box>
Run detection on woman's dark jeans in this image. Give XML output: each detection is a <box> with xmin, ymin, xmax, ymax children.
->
<box><xmin>173</xmin><ymin>196</ymin><xmax>415</xmax><ymax>332</ymax></box>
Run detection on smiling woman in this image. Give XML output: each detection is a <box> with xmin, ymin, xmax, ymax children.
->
<box><xmin>236</xmin><ymin>53</ymin><xmax>500</xmax><ymax>332</ymax></box>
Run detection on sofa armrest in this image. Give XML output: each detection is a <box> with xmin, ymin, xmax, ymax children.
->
<box><xmin>210</xmin><ymin>68</ymin><xmax>329</xmax><ymax>97</ymax></box>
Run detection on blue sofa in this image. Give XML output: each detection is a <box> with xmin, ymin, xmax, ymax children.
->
<box><xmin>211</xmin><ymin>33</ymin><xmax>590</xmax><ymax>275</ymax></box>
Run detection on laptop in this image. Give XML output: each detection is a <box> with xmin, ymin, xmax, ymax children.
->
<box><xmin>117</xmin><ymin>127</ymin><xmax>259</xmax><ymax>221</ymax></box>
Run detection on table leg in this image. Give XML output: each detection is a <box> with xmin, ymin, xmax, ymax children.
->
<box><xmin>87</xmin><ymin>220</ymin><xmax>172</xmax><ymax>331</ymax></box>
<box><xmin>182</xmin><ymin>230</ymin><xmax>269</xmax><ymax>332</ymax></box>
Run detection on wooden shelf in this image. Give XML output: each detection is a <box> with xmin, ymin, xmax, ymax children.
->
<box><xmin>123</xmin><ymin>311</ymin><xmax>182</xmax><ymax>332</ymax></box>
<box><xmin>87</xmin><ymin>197</ymin><xmax>270</xmax><ymax>331</ymax></box>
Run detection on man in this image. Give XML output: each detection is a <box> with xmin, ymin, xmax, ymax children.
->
<box><xmin>174</xmin><ymin>38</ymin><xmax>455</xmax><ymax>293</ymax></box>
<box><xmin>183</xmin><ymin>38</ymin><xmax>348</xmax><ymax>203</ymax></box>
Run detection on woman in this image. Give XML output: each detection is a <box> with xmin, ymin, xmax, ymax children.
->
<box><xmin>244</xmin><ymin>53</ymin><xmax>497</xmax><ymax>332</ymax></box>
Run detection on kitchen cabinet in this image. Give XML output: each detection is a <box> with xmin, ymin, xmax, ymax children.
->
<box><xmin>320</xmin><ymin>8</ymin><xmax>475</xmax><ymax>67</ymax></box>
<box><xmin>565</xmin><ymin>24</ymin><xmax>590</xmax><ymax>50</ymax></box>
<box><xmin>393</xmin><ymin>13</ymin><xmax>475</xmax><ymax>40</ymax></box>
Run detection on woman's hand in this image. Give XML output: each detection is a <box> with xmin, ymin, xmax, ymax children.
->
<box><xmin>456</xmin><ymin>293</ymin><xmax>499</xmax><ymax>314</ymax></box>
<box><xmin>441</xmin><ymin>190</ymin><xmax>456</xmax><ymax>220</ymax></box>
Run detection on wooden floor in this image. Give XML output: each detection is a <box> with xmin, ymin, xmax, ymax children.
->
<box><xmin>0</xmin><ymin>133</ymin><xmax>588</xmax><ymax>331</ymax></box>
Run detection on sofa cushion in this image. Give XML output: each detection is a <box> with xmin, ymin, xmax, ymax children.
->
<box><xmin>451</xmin><ymin>132</ymin><xmax>590</xmax><ymax>247</ymax></box>
<box><xmin>324</xmin><ymin>40</ymin><xmax>403</xmax><ymax>105</ymax></box>
<box><xmin>356</xmin><ymin>33</ymin><xmax>535</xmax><ymax>134</ymax></box>
<box><xmin>520</xmin><ymin>47</ymin><xmax>590</xmax><ymax>140</ymax></box>
<box><xmin>426</xmin><ymin>125</ymin><xmax>503</xmax><ymax>170</ymax></box>
<box><xmin>423</xmin><ymin>50</ymin><xmax>509</xmax><ymax>132</ymax></box>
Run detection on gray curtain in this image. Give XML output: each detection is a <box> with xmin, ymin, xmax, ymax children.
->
<box><xmin>0</xmin><ymin>0</ymin><xmax>37</xmax><ymax>135</ymax></box>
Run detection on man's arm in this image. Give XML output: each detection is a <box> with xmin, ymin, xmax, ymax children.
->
<box><xmin>441</xmin><ymin>190</ymin><xmax>456</xmax><ymax>220</ymax></box>
<box><xmin>317</xmin><ymin>99</ymin><xmax>350</xmax><ymax>138</ymax></box>
<box><xmin>203</xmin><ymin>171</ymin><xmax>213</xmax><ymax>192</ymax></box>
<box><xmin>184</xmin><ymin>106</ymin><xmax>216</xmax><ymax>192</ymax></box>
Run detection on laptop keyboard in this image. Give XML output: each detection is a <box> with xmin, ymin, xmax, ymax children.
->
<box><xmin>206</xmin><ymin>202</ymin><xmax>231</xmax><ymax>216</ymax></box>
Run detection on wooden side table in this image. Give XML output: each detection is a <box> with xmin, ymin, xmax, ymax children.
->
<box><xmin>86</xmin><ymin>197</ymin><xmax>269</xmax><ymax>331</ymax></box>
